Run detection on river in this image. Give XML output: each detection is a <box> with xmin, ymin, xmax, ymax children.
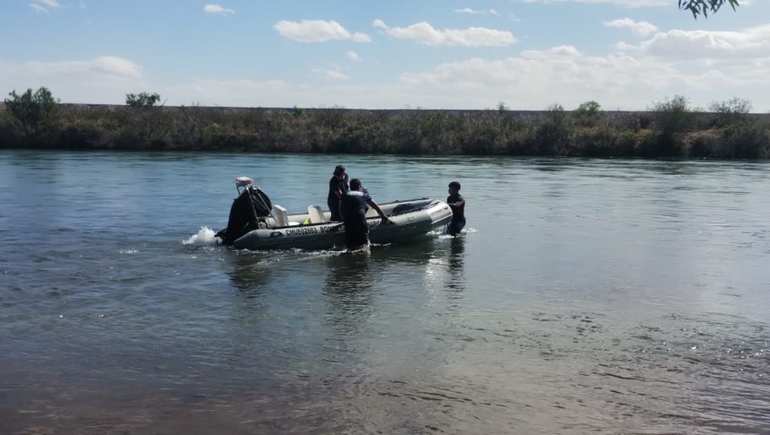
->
<box><xmin>1</xmin><ymin>151</ymin><xmax>768</xmax><ymax>434</ymax></box>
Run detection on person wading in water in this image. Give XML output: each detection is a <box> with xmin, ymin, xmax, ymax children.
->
<box><xmin>339</xmin><ymin>178</ymin><xmax>391</xmax><ymax>250</ymax></box>
<box><xmin>447</xmin><ymin>181</ymin><xmax>466</xmax><ymax>236</ymax></box>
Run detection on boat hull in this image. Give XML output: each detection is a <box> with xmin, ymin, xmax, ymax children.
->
<box><xmin>232</xmin><ymin>199</ymin><xmax>452</xmax><ymax>250</ymax></box>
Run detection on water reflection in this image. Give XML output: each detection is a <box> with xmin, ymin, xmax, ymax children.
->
<box><xmin>322</xmin><ymin>252</ymin><xmax>375</xmax><ymax>336</ymax></box>
<box><xmin>321</xmin><ymin>240</ymin><xmax>445</xmax><ymax>336</ymax></box>
<box><xmin>446</xmin><ymin>236</ymin><xmax>466</xmax><ymax>295</ymax></box>
<box><xmin>225</xmin><ymin>250</ymin><xmax>272</xmax><ymax>296</ymax></box>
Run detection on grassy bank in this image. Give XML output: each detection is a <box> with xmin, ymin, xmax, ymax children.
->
<box><xmin>1</xmin><ymin>90</ymin><xmax>769</xmax><ymax>158</ymax></box>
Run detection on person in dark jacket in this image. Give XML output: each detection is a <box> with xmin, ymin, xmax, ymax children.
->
<box><xmin>328</xmin><ymin>165</ymin><xmax>349</xmax><ymax>221</ymax></box>
<box><xmin>447</xmin><ymin>181</ymin><xmax>466</xmax><ymax>236</ymax></box>
<box><xmin>339</xmin><ymin>178</ymin><xmax>391</xmax><ymax>250</ymax></box>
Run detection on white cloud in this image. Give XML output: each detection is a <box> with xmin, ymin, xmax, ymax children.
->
<box><xmin>628</xmin><ymin>24</ymin><xmax>770</xmax><ymax>60</ymax></box>
<box><xmin>351</xmin><ymin>32</ymin><xmax>371</xmax><ymax>43</ymax></box>
<box><xmin>29</xmin><ymin>3</ymin><xmax>49</xmax><ymax>13</ymax></box>
<box><xmin>36</xmin><ymin>0</ymin><xmax>60</xmax><ymax>7</ymax></box>
<box><xmin>521</xmin><ymin>45</ymin><xmax>582</xmax><ymax>59</ymax></box>
<box><xmin>347</xmin><ymin>50</ymin><xmax>362</xmax><ymax>61</ymax></box>
<box><xmin>4</xmin><ymin>34</ymin><xmax>769</xmax><ymax>111</ymax></box>
<box><xmin>313</xmin><ymin>68</ymin><xmax>350</xmax><ymax>80</ymax></box>
<box><xmin>29</xmin><ymin>0</ymin><xmax>60</xmax><ymax>14</ymax></box>
<box><xmin>203</xmin><ymin>4</ymin><xmax>235</xmax><ymax>14</ymax></box>
<box><xmin>372</xmin><ymin>20</ymin><xmax>517</xmax><ymax>47</ymax></box>
<box><xmin>312</xmin><ymin>63</ymin><xmax>350</xmax><ymax>81</ymax></box>
<box><xmin>79</xmin><ymin>1</ymin><xmax>87</xmax><ymax>9</ymax></box>
<box><xmin>179</xmin><ymin>79</ymin><xmax>366</xmax><ymax>107</ymax></box>
<box><xmin>0</xmin><ymin>56</ymin><xmax>143</xmax><ymax>79</ymax></box>
<box><xmin>90</xmin><ymin>56</ymin><xmax>144</xmax><ymax>77</ymax></box>
<box><xmin>373</xmin><ymin>19</ymin><xmax>388</xmax><ymax>30</ymax></box>
<box><xmin>0</xmin><ymin>56</ymin><xmax>146</xmax><ymax>104</ymax></box>
<box><xmin>274</xmin><ymin>20</ymin><xmax>371</xmax><ymax>43</ymax></box>
<box><xmin>522</xmin><ymin>0</ymin><xmax>669</xmax><ymax>7</ymax></box>
<box><xmin>454</xmin><ymin>8</ymin><xmax>498</xmax><ymax>15</ymax></box>
<box><xmin>164</xmin><ymin>48</ymin><xmax>770</xmax><ymax>109</ymax></box>
<box><xmin>397</xmin><ymin>45</ymin><xmax>770</xmax><ymax>109</ymax></box>
<box><xmin>603</xmin><ymin>18</ymin><xmax>659</xmax><ymax>37</ymax></box>
<box><xmin>189</xmin><ymin>79</ymin><xmax>289</xmax><ymax>103</ymax></box>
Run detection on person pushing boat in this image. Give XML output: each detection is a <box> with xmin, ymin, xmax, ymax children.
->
<box><xmin>447</xmin><ymin>181</ymin><xmax>466</xmax><ymax>236</ymax></box>
<box><xmin>340</xmin><ymin>178</ymin><xmax>391</xmax><ymax>250</ymax></box>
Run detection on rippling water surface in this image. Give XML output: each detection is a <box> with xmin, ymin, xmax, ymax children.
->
<box><xmin>1</xmin><ymin>151</ymin><xmax>769</xmax><ymax>434</ymax></box>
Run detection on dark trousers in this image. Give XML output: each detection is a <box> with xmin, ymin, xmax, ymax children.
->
<box><xmin>448</xmin><ymin>219</ymin><xmax>466</xmax><ymax>236</ymax></box>
<box><xmin>328</xmin><ymin>198</ymin><xmax>342</xmax><ymax>221</ymax></box>
<box><xmin>343</xmin><ymin>215</ymin><xmax>370</xmax><ymax>250</ymax></box>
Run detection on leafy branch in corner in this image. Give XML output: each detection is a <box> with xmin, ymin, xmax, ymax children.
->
<box><xmin>679</xmin><ymin>0</ymin><xmax>740</xmax><ymax>19</ymax></box>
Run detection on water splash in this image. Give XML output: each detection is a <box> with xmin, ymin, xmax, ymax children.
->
<box><xmin>183</xmin><ymin>227</ymin><xmax>219</xmax><ymax>245</ymax></box>
<box><xmin>435</xmin><ymin>227</ymin><xmax>477</xmax><ymax>239</ymax></box>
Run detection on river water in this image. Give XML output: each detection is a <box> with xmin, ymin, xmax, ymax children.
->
<box><xmin>0</xmin><ymin>151</ymin><xmax>768</xmax><ymax>435</ymax></box>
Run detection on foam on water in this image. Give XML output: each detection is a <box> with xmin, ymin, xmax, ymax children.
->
<box><xmin>435</xmin><ymin>227</ymin><xmax>476</xmax><ymax>239</ymax></box>
<box><xmin>183</xmin><ymin>227</ymin><xmax>219</xmax><ymax>245</ymax></box>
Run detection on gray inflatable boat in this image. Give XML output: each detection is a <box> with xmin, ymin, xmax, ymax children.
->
<box><xmin>216</xmin><ymin>177</ymin><xmax>453</xmax><ymax>250</ymax></box>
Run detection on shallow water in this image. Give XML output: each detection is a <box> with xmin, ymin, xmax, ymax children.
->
<box><xmin>1</xmin><ymin>151</ymin><xmax>769</xmax><ymax>434</ymax></box>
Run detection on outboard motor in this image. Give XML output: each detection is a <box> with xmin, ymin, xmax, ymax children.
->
<box><xmin>216</xmin><ymin>177</ymin><xmax>273</xmax><ymax>245</ymax></box>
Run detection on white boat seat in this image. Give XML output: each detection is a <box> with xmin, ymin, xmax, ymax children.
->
<box><xmin>273</xmin><ymin>205</ymin><xmax>289</xmax><ymax>227</ymax></box>
<box><xmin>307</xmin><ymin>205</ymin><xmax>326</xmax><ymax>224</ymax></box>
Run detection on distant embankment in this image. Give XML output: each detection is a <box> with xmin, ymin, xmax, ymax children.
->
<box><xmin>1</xmin><ymin>102</ymin><xmax>769</xmax><ymax>158</ymax></box>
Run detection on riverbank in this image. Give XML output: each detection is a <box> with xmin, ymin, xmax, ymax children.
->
<box><xmin>2</xmin><ymin>100</ymin><xmax>769</xmax><ymax>158</ymax></box>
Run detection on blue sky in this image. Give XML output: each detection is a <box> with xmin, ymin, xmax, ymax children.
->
<box><xmin>1</xmin><ymin>0</ymin><xmax>769</xmax><ymax>110</ymax></box>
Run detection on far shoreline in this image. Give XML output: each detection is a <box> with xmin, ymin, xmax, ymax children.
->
<box><xmin>2</xmin><ymin>97</ymin><xmax>768</xmax><ymax>159</ymax></box>
<box><xmin>2</xmin><ymin>147</ymin><xmax>768</xmax><ymax>164</ymax></box>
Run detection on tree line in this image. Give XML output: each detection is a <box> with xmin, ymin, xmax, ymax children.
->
<box><xmin>1</xmin><ymin>87</ymin><xmax>768</xmax><ymax>159</ymax></box>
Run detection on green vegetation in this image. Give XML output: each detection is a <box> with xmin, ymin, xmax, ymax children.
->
<box><xmin>680</xmin><ymin>0</ymin><xmax>740</xmax><ymax>18</ymax></box>
<box><xmin>3</xmin><ymin>87</ymin><xmax>60</xmax><ymax>140</ymax></box>
<box><xmin>1</xmin><ymin>87</ymin><xmax>768</xmax><ymax>159</ymax></box>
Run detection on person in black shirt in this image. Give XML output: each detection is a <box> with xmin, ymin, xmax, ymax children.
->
<box><xmin>340</xmin><ymin>178</ymin><xmax>391</xmax><ymax>250</ymax></box>
<box><xmin>447</xmin><ymin>181</ymin><xmax>466</xmax><ymax>236</ymax></box>
<box><xmin>328</xmin><ymin>165</ymin><xmax>349</xmax><ymax>221</ymax></box>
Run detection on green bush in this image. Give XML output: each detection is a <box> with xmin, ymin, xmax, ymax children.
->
<box><xmin>4</xmin><ymin>87</ymin><xmax>60</xmax><ymax>140</ymax></box>
<box><xmin>527</xmin><ymin>104</ymin><xmax>572</xmax><ymax>156</ymax></box>
<box><xmin>126</xmin><ymin>92</ymin><xmax>161</xmax><ymax>108</ymax></box>
<box><xmin>709</xmin><ymin>97</ymin><xmax>752</xmax><ymax>128</ymax></box>
<box><xmin>573</xmin><ymin>100</ymin><xmax>603</xmax><ymax>127</ymax></box>
<box><xmin>571</xmin><ymin>120</ymin><xmax>634</xmax><ymax>157</ymax></box>
<box><xmin>651</xmin><ymin>95</ymin><xmax>695</xmax><ymax>156</ymax></box>
<box><xmin>722</xmin><ymin>121</ymin><xmax>770</xmax><ymax>159</ymax></box>
<box><xmin>633</xmin><ymin>129</ymin><xmax>659</xmax><ymax>156</ymax></box>
<box><xmin>0</xmin><ymin>105</ymin><xmax>20</xmax><ymax>148</ymax></box>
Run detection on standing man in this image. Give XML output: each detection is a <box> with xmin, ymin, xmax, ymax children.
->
<box><xmin>340</xmin><ymin>178</ymin><xmax>391</xmax><ymax>250</ymax></box>
<box><xmin>328</xmin><ymin>165</ymin><xmax>349</xmax><ymax>222</ymax></box>
<box><xmin>447</xmin><ymin>181</ymin><xmax>466</xmax><ymax>236</ymax></box>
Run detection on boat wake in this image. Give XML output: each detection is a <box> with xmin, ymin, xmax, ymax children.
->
<box><xmin>433</xmin><ymin>227</ymin><xmax>477</xmax><ymax>239</ymax></box>
<box><xmin>183</xmin><ymin>227</ymin><xmax>219</xmax><ymax>245</ymax></box>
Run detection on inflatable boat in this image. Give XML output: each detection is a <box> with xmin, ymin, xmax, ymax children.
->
<box><xmin>216</xmin><ymin>177</ymin><xmax>454</xmax><ymax>250</ymax></box>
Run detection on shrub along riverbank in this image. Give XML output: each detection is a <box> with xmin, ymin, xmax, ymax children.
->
<box><xmin>1</xmin><ymin>88</ymin><xmax>768</xmax><ymax>158</ymax></box>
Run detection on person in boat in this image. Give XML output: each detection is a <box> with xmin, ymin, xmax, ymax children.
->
<box><xmin>447</xmin><ymin>181</ymin><xmax>466</xmax><ymax>236</ymax></box>
<box><xmin>340</xmin><ymin>178</ymin><xmax>391</xmax><ymax>250</ymax></box>
<box><xmin>328</xmin><ymin>165</ymin><xmax>349</xmax><ymax>222</ymax></box>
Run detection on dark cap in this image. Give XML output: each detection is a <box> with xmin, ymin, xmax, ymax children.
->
<box><xmin>333</xmin><ymin>165</ymin><xmax>346</xmax><ymax>175</ymax></box>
